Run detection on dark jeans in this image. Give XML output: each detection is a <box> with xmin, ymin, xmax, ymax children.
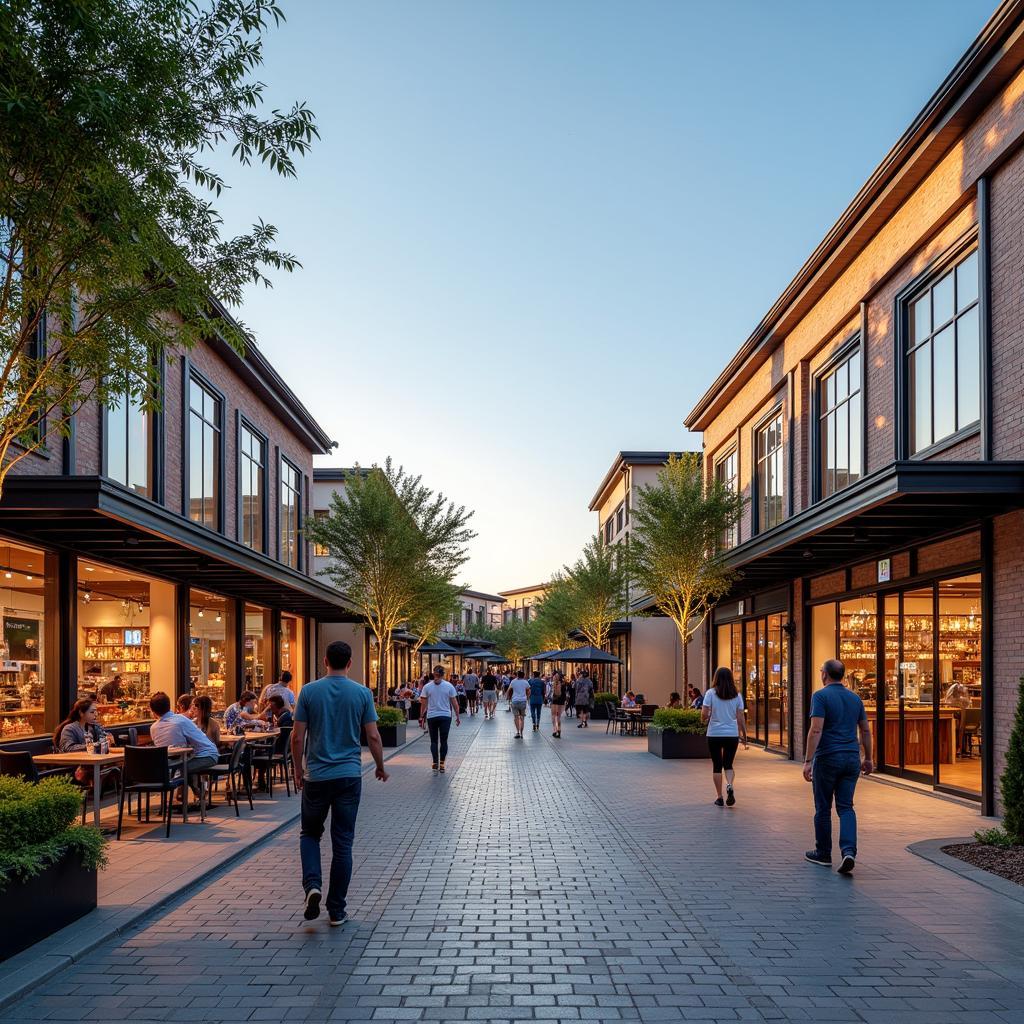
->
<box><xmin>427</xmin><ymin>715</ymin><xmax>452</xmax><ymax>765</ymax></box>
<box><xmin>300</xmin><ymin>776</ymin><xmax>362</xmax><ymax>916</ymax></box>
<box><xmin>812</xmin><ymin>751</ymin><xmax>861</xmax><ymax>857</ymax></box>
<box><xmin>530</xmin><ymin>702</ymin><xmax>543</xmax><ymax>726</ymax></box>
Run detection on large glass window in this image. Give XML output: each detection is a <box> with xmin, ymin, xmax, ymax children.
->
<box><xmin>189</xmin><ymin>589</ymin><xmax>235</xmax><ymax>711</ymax></box>
<box><xmin>714</xmin><ymin>449</ymin><xmax>738</xmax><ymax>548</ymax></box>
<box><xmin>755</xmin><ymin>412</ymin><xmax>784</xmax><ymax>532</ymax></box>
<box><xmin>189</xmin><ymin>376</ymin><xmax>221</xmax><ymax>529</ymax></box>
<box><xmin>244</xmin><ymin>602</ymin><xmax>273</xmax><ymax>694</ymax></box>
<box><xmin>818</xmin><ymin>349</ymin><xmax>862</xmax><ymax>498</ymax></box>
<box><xmin>0</xmin><ymin>540</ymin><xmax>48</xmax><ymax>738</ymax></box>
<box><xmin>239</xmin><ymin>423</ymin><xmax>265</xmax><ymax>551</ymax></box>
<box><xmin>280</xmin><ymin>458</ymin><xmax>301</xmax><ymax>569</ymax></box>
<box><xmin>908</xmin><ymin>249</ymin><xmax>980</xmax><ymax>454</ymax></box>
<box><xmin>105</xmin><ymin>391</ymin><xmax>152</xmax><ymax>497</ymax></box>
<box><xmin>280</xmin><ymin>612</ymin><xmax>306</xmax><ymax>689</ymax></box>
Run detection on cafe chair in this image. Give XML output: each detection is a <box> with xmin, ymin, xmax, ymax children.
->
<box><xmin>606</xmin><ymin>705</ymin><xmax>626</xmax><ymax>735</ymax></box>
<box><xmin>116</xmin><ymin>746</ymin><xmax>185</xmax><ymax>840</ymax></box>
<box><xmin>193</xmin><ymin>738</ymin><xmax>251</xmax><ymax>817</ymax></box>
<box><xmin>0</xmin><ymin>749</ymin><xmax>72</xmax><ymax>783</ymax></box>
<box><xmin>249</xmin><ymin>725</ymin><xmax>293</xmax><ymax>798</ymax></box>
<box><xmin>961</xmin><ymin>707</ymin><xmax>982</xmax><ymax>757</ymax></box>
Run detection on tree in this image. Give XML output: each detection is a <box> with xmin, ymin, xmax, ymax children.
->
<box><xmin>406</xmin><ymin>570</ymin><xmax>463</xmax><ymax>665</ymax></box>
<box><xmin>563</xmin><ymin>536</ymin><xmax>629</xmax><ymax>652</ymax></box>
<box><xmin>627</xmin><ymin>453</ymin><xmax>745</xmax><ymax>689</ymax></box>
<box><xmin>0</xmin><ymin>0</ymin><xmax>318</xmax><ymax>496</ymax></box>
<box><xmin>307</xmin><ymin>459</ymin><xmax>475</xmax><ymax>699</ymax></box>
<box><xmin>490</xmin><ymin>617</ymin><xmax>538</xmax><ymax>669</ymax></box>
<box><xmin>1001</xmin><ymin>676</ymin><xmax>1024</xmax><ymax>843</ymax></box>
<box><xmin>531</xmin><ymin>575</ymin><xmax>581</xmax><ymax>653</ymax></box>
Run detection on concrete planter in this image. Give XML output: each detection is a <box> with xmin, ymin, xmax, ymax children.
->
<box><xmin>361</xmin><ymin>721</ymin><xmax>408</xmax><ymax>748</ymax></box>
<box><xmin>591</xmin><ymin>702</ymin><xmax>614</xmax><ymax>721</ymax></box>
<box><xmin>648</xmin><ymin>728</ymin><xmax>710</xmax><ymax>759</ymax></box>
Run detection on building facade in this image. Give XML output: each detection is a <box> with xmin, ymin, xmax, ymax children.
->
<box><xmin>686</xmin><ymin>1</ymin><xmax>1024</xmax><ymax>815</ymax></box>
<box><xmin>499</xmin><ymin>584</ymin><xmax>548</xmax><ymax>623</ymax></box>
<box><xmin>0</xmin><ymin>326</ymin><xmax>358</xmax><ymax>743</ymax></box>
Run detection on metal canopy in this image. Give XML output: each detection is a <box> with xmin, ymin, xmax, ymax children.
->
<box><xmin>418</xmin><ymin>640</ymin><xmax>459</xmax><ymax>654</ymax></box>
<box><xmin>0</xmin><ymin>476</ymin><xmax>362</xmax><ymax>622</ymax></box>
<box><xmin>723</xmin><ymin>461</ymin><xmax>1024</xmax><ymax>594</ymax></box>
<box><xmin>546</xmin><ymin>645</ymin><xmax>621</xmax><ymax>664</ymax></box>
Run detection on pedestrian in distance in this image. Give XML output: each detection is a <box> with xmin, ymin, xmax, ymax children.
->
<box><xmin>565</xmin><ymin>677</ymin><xmax>576</xmax><ymax>718</ymax></box>
<box><xmin>574</xmin><ymin>670</ymin><xmax>595</xmax><ymax>728</ymax></box>
<box><xmin>506</xmin><ymin>669</ymin><xmax>530</xmax><ymax>738</ymax></box>
<box><xmin>463</xmin><ymin>666</ymin><xmax>480</xmax><ymax>716</ymax></box>
<box><xmin>803</xmin><ymin>659</ymin><xmax>873</xmax><ymax>875</ymax></box>
<box><xmin>549</xmin><ymin>670</ymin><xmax>566</xmax><ymax>737</ymax></box>
<box><xmin>290</xmin><ymin>640</ymin><xmax>389</xmax><ymax>928</ymax></box>
<box><xmin>701</xmin><ymin>667</ymin><xmax>748</xmax><ymax>807</ymax></box>
<box><xmin>420</xmin><ymin>665</ymin><xmax>461</xmax><ymax>772</ymax></box>
<box><xmin>527</xmin><ymin>668</ymin><xmax>546</xmax><ymax>731</ymax></box>
<box><xmin>481</xmin><ymin>667</ymin><xmax>499</xmax><ymax>719</ymax></box>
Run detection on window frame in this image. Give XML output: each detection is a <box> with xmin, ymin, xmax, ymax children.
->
<box><xmin>714</xmin><ymin>445</ymin><xmax>739</xmax><ymax>548</ymax></box>
<box><xmin>278</xmin><ymin>453</ymin><xmax>302</xmax><ymax>570</ymax></box>
<box><xmin>312</xmin><ymin>509</ymin><xmax>330</xmax><ymax>557</ymax></box>
<box><xmin>752</xmin><ymin>404</ymin><xmax>785</xmax><ymax>535</ymax></box>
<box><xmin>812</xmin><ymin>336</ymin><xmax>864</xmax><ymax>502</ymax></box>
<box><xmin>182</xmin><ymin>362</ymin><xmax>226</xmax><ymax>532</ymax></box>
<box><xmin>235</xmin><ymin>413</ymin><xmax>268</xmax><ymax>553</ymax></box>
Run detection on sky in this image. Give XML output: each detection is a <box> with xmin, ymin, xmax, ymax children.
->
<box><xmin>210</xmin><ymin>0</ymin><xmax>997</xmax><ymax>594</ymax></box>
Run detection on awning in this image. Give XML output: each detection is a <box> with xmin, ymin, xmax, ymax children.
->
<box><xmin>0</xmin><ymin>476</ymin><xmax>362</xmax><ymax>622</ymax></box>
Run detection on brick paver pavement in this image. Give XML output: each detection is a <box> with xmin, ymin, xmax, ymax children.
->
<box><xmin>5</xmin><ymin>712</ymin><xmax>1024</xmax><ymax>1023</ymax></box>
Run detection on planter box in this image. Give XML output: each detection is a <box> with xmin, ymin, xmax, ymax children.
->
<box><xmin>648</xmin><ymin>728</ymin><xmax>710</xmax><ymax>759</ymax></box>
<box><xmin>361</xmin><ymin>721</ymin><xmax>407</xmax><ymax>748</ymax></box>
<box><xmin>0</xmin><ymin>848</ymin><xmax>97</xmax><ymax>962</ymax></box>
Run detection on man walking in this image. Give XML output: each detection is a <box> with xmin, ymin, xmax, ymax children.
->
<box><xmin>803</xmin><ymin>659</ymin><xmax>873</xmax><ymax>874</ymax></box>
<box><xmin>574</xmin><ymin>669</ymin><xmax>595</xmax><ymax>728</ymax></box>
<box><xmin>507</xmin><ymin>669</ymin><xmax>530</xmax><ymax>739</ymax></box>
<box><xmin>419</xmin><ymin>665</ymin><xmax>460</xmax><ymax>772</ymax></box>
<box><xmin>463</xmin><ymin>666</ymin><xmax>480</xmax><ymax>716</ymax></box>
<box><xmin>528</xmin><ymin>668</ymin><xmax>546</xmax><ymax>732</ymax></box>
<box><xmin>291</xmin><ymin>641</ymin><xmax>389</xmax><ymax>927</ymax></box>
<box><xmin>481</xmin><ymin>667</ymin><xmax>499</xmax><ymax>720</ymax></box>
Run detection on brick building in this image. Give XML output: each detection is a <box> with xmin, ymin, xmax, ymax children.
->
<box><xmin>685</xmin><ymin>0</ymin><xmax>1024</xmax><ymax>815</ymax></box>
<box><xmin>0</xmin><ymin>314</ymin><xmax>358</xmax><ymax>743</ymax></box>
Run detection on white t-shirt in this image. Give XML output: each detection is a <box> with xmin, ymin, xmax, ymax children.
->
<box><xmin>507</xmin><ymin>678</ymin><xmax>530</xmax><ymax>702</ymax></box>
<box><xmin>702</xmin><ymin>690</ymin><xmax>745</xmax><ymax>738</ymax></box>
<box><xmin>421</xmin><ymin>680</ymin><xmax>457</xmax><ymax>718</ymax></box>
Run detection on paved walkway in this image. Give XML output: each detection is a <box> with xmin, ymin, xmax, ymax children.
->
<box><xmin>4</xmin><ymin>713</ymin><xmax>1024</xmax><ymax>1023</ymax></box>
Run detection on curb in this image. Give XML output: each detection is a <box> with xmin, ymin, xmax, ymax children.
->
<box><xmin>0</xmin><ymin>728</ymin><xmax>424</xmax><ymax>1011</ymax></box>
<box><xmin>908</xmin><ymin>836</ymin><xmax>1024</xmax><ymax>906</ymax></box>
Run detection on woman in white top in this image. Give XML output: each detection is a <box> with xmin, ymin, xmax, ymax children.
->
<box><xmin>701</xmin><ymin>667</ymin><xmax>748</xmax><ymax>807</ymax></box>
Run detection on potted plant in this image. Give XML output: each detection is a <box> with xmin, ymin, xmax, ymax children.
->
<box><xmin>648</xmin><ymin>708</ymin><xmax>710</xmax><ymax>759</ymax></box>
<box><xmin>362</xmin><ymin>706</ymin><xmax>408</xmax><ymax>748</ymax></box>
<box><xmin>591</xmin><ymin>692</ymin><xmax>618</xmax><ymax>721</ymax></box>
<box><xmin>0</xmin><ymin>776</ymin><xmax>108</xmax><ymax>961</ymax></box>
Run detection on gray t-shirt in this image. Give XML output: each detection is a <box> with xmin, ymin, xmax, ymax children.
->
<box><xmin>574</xmin><ymin>678</ymin><xmax>595</xmax><ymax>706</ymax></box>
<box><xmin>294</xmin><ymin>675</ymin><xmax>377</xmax><ymax>781</ymax></box>
<box><xmin>463</xmin><ymin>672</ymin><xmax>479</xmax><ymax>692</ymax></box>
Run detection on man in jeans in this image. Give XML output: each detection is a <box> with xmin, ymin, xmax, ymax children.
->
<box><xmin>291</xmin><ymin>641</ymin><xmax>389</xmax><ymax>926</ymax></box>
<box><xmin>419</xmin><ymin>665</ymin><xmax>460</xmax><ymax>772</ymax></box>
<box><xmin>803</xmin><ymin>659</ymin><xmax>873</xmax><ymax>874</ymax></box>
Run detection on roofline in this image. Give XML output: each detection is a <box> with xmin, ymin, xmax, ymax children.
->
<box><xmin>459</xmin><ymin>589</ymin><xmax>506</xmax><ymax>603</ymax></box>
<box><xmin>498</xmin><ymin>584</ymin><xmax>548</xmax><ymax>597</ymax></box>
<box><xmin>588</xmin><ymin>451</ymin><xmax>688</xmax><ymax>512</ymax></box>
<box><xmin>313</xmin><ymin>467</ymin><xmax>360</xmax><ymax>483</ymax></box>
<box><xmin>206</xmin><ymin>294</ymin><xmax>336</xmax><ymax>454</ymax></box>
<box><xmin>685</xmin><ymin>0</ymin><xmax>1024</xmax><ymax>431</ymax></box>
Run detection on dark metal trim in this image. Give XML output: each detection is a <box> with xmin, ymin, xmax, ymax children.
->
<box><xmin>183</xmin><ymin>362</ymin><xmax>227</xmax><ymax>534</ymax></box>
<box><xmin>57</xmin><ymin>550</ymin><xmax>77</xmax><ymax>721</ymax></box>
<box><xmin>787</xmin><ymin>371</ymin><xmax>795</xmax><ymax>519</ymax></box>
<box><xmin>751</xmin><ymin>401</ymin><xmax>786</xmax><ymax>536</ymax></box>
<box><xmin>175</xmin><ymin>583</ymin><xmax>190</xmax><ymax>698</ymax></box>
<box><xmin>232</xmin><ymin>596</ymin><xmax>245</xmax><ymax>703</ymax></box>
<box><xmin>236</xmin><ymin>415</ymin><xmax>270</xmax><ymax>554</ymax></box>
<box><xmin>860</xmin><ymin>301</ymin><xmax>869</xmax><ymax>473</ymax></box>
<box><xmin>981</xmin><ymin>516</ymin><xmax>995</xmax><ymax>815</ymax></box>
<box><xmin>977</xmin><ymin>176</ymin><xmax>993</xmax><ymax>462</ymax></box>
<box><xmin>153</xmin><ymin>350</ymin><xmax>166</xmax><ymax>505</ymax></box>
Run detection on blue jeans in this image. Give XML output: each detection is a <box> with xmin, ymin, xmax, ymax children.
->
<box><xmin>812</xmin><ymin>752</ymin><xmax>861</xmax><ymax>857</ymax></box>
<box><xmin>427</xmin><ymin>715</ymin><xmax>451</xmax><ymax>765</ymax></box>
<box><xmin>530</xmin><ymin>702</ymin><xmax>543</xmax><ymax>726</ymax></box>
<box><xmin>300</xmin><ymin>776</ymin><xmax>362</xmax><ymax>916</ymax></box>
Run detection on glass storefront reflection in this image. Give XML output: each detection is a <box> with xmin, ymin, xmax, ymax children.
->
<box><xmin>189</xmin><ymin>589</ymin><xmax>234</xmax><ymax>711</ymax></box>
<box><xmin>0</xmin><ymin>539</ymin><xmax>48</xmax><ymax>737</ymax></box>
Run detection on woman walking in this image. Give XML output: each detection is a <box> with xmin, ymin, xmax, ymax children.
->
<box><xmin>549</xmin><ymin>671</ymin><xmax>566</xmax><ymax>737</ymax></box>
<box><xmin>700</xmin><ymin>667</ymin><xmax>748</xmax><ymax>807</ymax></box>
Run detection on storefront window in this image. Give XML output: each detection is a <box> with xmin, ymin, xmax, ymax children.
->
<box><xmin>280</xmin><ymin>612</ymin><xmax>305</xmax><ymax>689</ymax></box>
<box><xmin>0</xmin><ymin>540</ymin><xmax>48</xmax><ymax>738</ymax></box>
<box><xmin>901</xmin><ymin>586</ymin><xmax>935</xmax><ymax>779</ymax></box>
<box><xmin>79</xmin><ymin>560</ymin><xmax>175</xmax><ymax>725</ymax></box>
<box><xmin>244</xmin><ymin>602</ymin><xmax>272</xmax><ymax>694</ymax></box>
<box><xmin>189</xmin><ymin>589</ymin><xmax>234</xmax><ymax>711</ymax></box>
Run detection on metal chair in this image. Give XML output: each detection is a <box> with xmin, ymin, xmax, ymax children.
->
<box><xmin>0</xmin><ymin>749</ymin><xmax>70</xmax><ymax>783</ymax></box>
<box><xmin>250</xmin><ymin>726</ymin><xmax>293</xmax><ymax>798</ymax></box>
<box><xmin>116</xmin><ymin>746</ymin><xmax>185</xmax><ymax>839</ymax></box>
<box><xmin>961</xmin><ymin>707</ymin><xmax>982</xmax><ymax>757</ymax></box>
<box><xmin>192</xmin><ymin>738</ymin><xmax>250</xmax><ymax>817</ymax></box>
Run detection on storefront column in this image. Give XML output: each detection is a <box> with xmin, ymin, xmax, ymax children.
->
<box><xmin>55</xmin><ymin>550</ymin><xmax>77</xmax><ymax>723</ymax></box>
<box><xmin>231</xmin><ymin>597</ymin><xmax>245</xmax><ymax>702</ymax></box>
<box><xmin>175</xmin><ymin>583</ymin><xmax>190</xmax><ymax>698</ymax></box>
<box><xmin>271</xmin><ymin>608</ymin><xmax>282</xmax><ymax>683</ymax></box>
<box><xmin>982</xmin><ymin>517</ymin><xmax>995</xmax><ymax>817</ymax></box>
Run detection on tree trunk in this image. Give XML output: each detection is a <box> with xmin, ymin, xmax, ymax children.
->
<box><xmin>681</xmin><ymin>634</ymin><xmax>690</xmax><ymax>692</ymax></box>
<box><xmin>376</xmin><ymin>634</ymin><xmax>392</xmax><ymax>704</ymax></box>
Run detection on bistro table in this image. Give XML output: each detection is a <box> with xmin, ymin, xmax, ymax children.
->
<box><xmin>217</xmin><ymin>729</ymin><xmax>281</xmax><ymax>744</ymax></box>
<box><xmin>33</xmin><ymin>746</ymin><xmax>193</xmax><ymax>827</ymax></box>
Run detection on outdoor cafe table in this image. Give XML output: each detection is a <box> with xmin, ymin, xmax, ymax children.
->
<box><xmin>33</xmin><ymin>746</ymin><xmax>193</xmax><ymax>827</ymax></box>
<box><xmin>217</xmin><ymin>729</ymin><xmax>281</xmax><ymax>745</ymax></box>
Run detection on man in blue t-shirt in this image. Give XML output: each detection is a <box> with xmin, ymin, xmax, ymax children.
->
<box><xmin>291</xmin><ymin>640</ymin><xmax>389</xmax><ymax>926</ymax></box>
<box><xmin>803</xmin><ymin>659</ymin><xmax>873</xmax><ymax>875</ymax></box>
<box><xmin>527</xmin><ymin>669</ymin><xmax>546</xmax><ymax>731</ymax></box>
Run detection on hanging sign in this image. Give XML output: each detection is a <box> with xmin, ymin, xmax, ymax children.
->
<box><xmin>877</xmin><ymin>558</ymin><xmax>891</xmax><ymax>583</ymax></box>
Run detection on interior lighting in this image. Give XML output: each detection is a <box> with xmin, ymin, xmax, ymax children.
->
<box><xmin>25</xmin><ymin>575</ymin><xmax>32</xmax><ymax>581</ymax></box>
<box><xmin>3</xmin><ymin>572</ymin><xmax>10</xmax><ymax>579</ymax></box>
<box><xmin>198</xmin><ymin>609</ymin><xmax>204</xmax><ymax>618</ymax></box>
<box><xmin>83</xmin><ymin>590</ymin><xmax>92</xmax><ymax>604</ymax></box>
<box><xmin>215</xmin><ymin>612</ymin><xmax>222</xmax><ymax>623</ymax></box>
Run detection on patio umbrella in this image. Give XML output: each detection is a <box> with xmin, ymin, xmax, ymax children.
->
<box><xmin>417</xmin><ymin>640</ymin><xmax>459</xmax><ymax>654</ymax></box>
<box><xmin>480</xmin><ymin>651</ymin><xmax>511</xmax><ymax>662</ymax></box>
<box><xmin>546</xmin><ymin>645</ymin><xmax>621</xmax><ymax>664</ymax></box>
<box><xmin>460</xmin><ymin>648</ymin><xmax>495</xmax><ymax>658</ymax></box>
<box><xmin>528</xmin><ymin>649</ymin><xmax>564</xmax><ymax>662</ymax></box>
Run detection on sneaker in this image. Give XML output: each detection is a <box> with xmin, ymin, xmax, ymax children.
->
<box><xmin>303</xmin><ymin>888</ymin><xmax>322</xmax><ymax>921</ymax></box>
<box><xmin>439</xmin><ymin>762</ymin><xmax>446</xmax><ymax>773</ymax></box>
<box><xmin>577</xmin><ymin>722</ymin><xmax>584</xmax><ymax>728</ymax></box>
<box><xmin>515</xmin><ymin>733</ymin><xmax>522</xmax><ymax>739</ymax></box>
<box><xmin>329</xmin><ymin>911</ymin><xmax>348</xmax><ymax>927</ymax></box>
<box><xmin>804</xmin><ymin>850</ymin><xmax>832</xmax><ymax>867</ymax></box>
<box><xmin>714</xmin><ymin>797</ymin><xmax>725</xmax><ymax>806</ymax></box>
<box><xmin>726</xmin><ymin>785</ymin><xmax>736</xmax><ymax>806</ymax></box>
<box><xmin>431</xmin><ymin>763</ymin><xmax>438</xmax><ymax>772</ymax></box>
<box><xmin>837</xmin><ymin>853</ymin><xmax>856</xmax><ymax>875</ymax></box>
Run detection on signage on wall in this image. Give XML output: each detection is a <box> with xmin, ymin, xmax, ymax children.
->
<box><xmin>899</xmin><ymin>661</ymin><xmax>918</xmax><ymax>671</ymax></box>
<box><xmin>4</xmin><ymin>617</ymin><xmax>39</xmax><ymax>661</ymax></box>
<box><xmin>737</xmin><ymin>600</ymin><xmax>745</xmax><ymax>616</ymax></box>
<box><xmin>877</xmin><ymin>558</ymin><xmax>891</xmax><ymax>583</ymax></box>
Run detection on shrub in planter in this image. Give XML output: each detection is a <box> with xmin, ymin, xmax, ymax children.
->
<box><xmin>648</xmin><ymin>708</ymin><xmax>710</xmax><ymax>759</ymax></box>
<box><xmin>361</xmin><ymin>706</ymin><xmax>408</xmax><ymax>747</ymax></box>
<box><xmin>591</xmin><ymin>692</ymin><xmax>617</xmax><ymax>720</ymax></box>
<box><xmin>650</xmin><ymin>708</ymin><xmax>706</xmax><ymax>734</ymax></box>
<box><xmin>375</xmin><ymin>706</ymin><xmax>406</xmax><ymax>728</ymax></box>
<box><xmin>0</xmin><ymin>776</ymin><xmax>108</xmax><ymax>960</ymax></box>
<box><xmin>1001</xmin><ymin>676</ymin><xmax>1024</xmax><ymax>844</ymax></box>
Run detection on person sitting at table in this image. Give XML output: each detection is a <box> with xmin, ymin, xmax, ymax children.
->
<box><xmin>53</xmin><ymin>698</ymin><xmax>120</xmax><ymax>796</ymax></box>
<box><xmin>148</xmin><ymin>691</ymin><xmax>220</xmax><ymax>808</ymax></box>
<box><xmin>224</xmin><ymin>691</ymin><xmax>260</xmax><ymax>733</ymax></box>
<box><xmin>176</xmin><ymin>693</ymin><xmax>196</xmax><ymax>718</ymax></box>
<box><xmin>667</xmin><ymin>692</ymin><xmax>683</xmax><ymax>709</ymax></box>
<box><xmin>689</xmin><ymin>687</ymin><xmax>705</xmax><ymax>709</ymax></box>
<box><xmin>621</xmin><ymin>691</ymin><xmax>638</xmax><ymax>709</ymax></box>
<box><xmin>265</xmin><ymin>693</ymin><xmax>293</xmax><ymax>728</ymax></box>
<box><xmin>634</xmin><ymin>692</ymin><xmax>646</xmax><ymax>706</ymax></box>
<box><xmin>192</xmin><ymin>695</ymin><xmax>221</xmax><ymax>744</ymax></box>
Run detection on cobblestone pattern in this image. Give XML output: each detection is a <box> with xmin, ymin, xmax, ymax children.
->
<box><xmin>4</xmin><ymin>714</ymin><xmax>1024</xmax><ymax>1023</ymax></box>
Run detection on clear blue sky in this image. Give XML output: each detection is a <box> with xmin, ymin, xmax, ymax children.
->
<box><xmin>212</xmin><ymin>0</ymin><xmax>997</xmax><ymax>593</ymax></box>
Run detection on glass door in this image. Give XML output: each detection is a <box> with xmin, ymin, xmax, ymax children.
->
<box><xmin>766</xmin><ymin>613</ymin><xmax>788</xmax><ymax>750</ymax></box>
<box><xmin>899</xmin><ymin>585</ymin><xmax>936</xmax><ymax>783</ymax></box>
<box><xmin>743</xmin><ymin>619</ymin><xmax>763</xmax><ymax>745</ymax></box>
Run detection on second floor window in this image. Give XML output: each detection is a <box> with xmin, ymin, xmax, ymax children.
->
<box><xmin>105</xmin><ymin>391</ymin><xmax>151</xmax><ymax>497</ymax></box>
<box><xmin>312</xmin><ymin>509</ymin><xmax>330</xmax><ymax>557</ymax></box>
<box><xmin>818</xmin><ymin>348</ymin><xmax>862</xmax><ymax>498</ymax></box>
<box><xmin>189</xmin><ymin>377</ymin><xmax>221</xmax><ymax>529</ymax></box>
<box><xmin>714</xmin><ymin>448</ymin><xmax>738</xmax><ymax>548</ymax></box>
<box><xmin>756</xmin><ymin>412</ymin><xmax>784</xmax><ymax>532</ymax></box>
<box><xmin>280</xmin><ymin>457</ymin><xmax>301</xmax><ymax>569</ymax></box>
<box><xmin>239</xmin><ymin>424</ymin><xmax>265</xmax><ymax>551</ymax></box>
<box><xmin>604</xmin><ymin>518</ymin><xmax>613</xmax><ymax>544</ymax></box>
<box><xmin>616</xmin><ymin>503</ymin><xmax>624</xmax><ymax>533</ymax></box>
<box><xmin>908</xmin><ymin>248</ymin><xmax>980</xmax><ymax>454</ymax></box>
